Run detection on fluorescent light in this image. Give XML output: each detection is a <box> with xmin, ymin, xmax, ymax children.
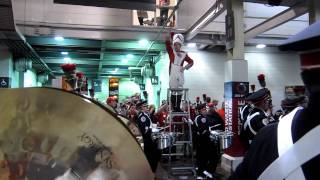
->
<box><xmin>256</xmin><ymin>44</ymin><xmax>266</xmax><ymax>49</ymax></box>
<box><xmin>139</xmin><ymin>39</ymin><xmax>149</xmax><ymax>46</ymax></box>
<box><xmin>187</xmin><ymin>43</ymin><xmax>197</xmax><ymax>48</ymax></box>
<box><xmin>64</xmin><ymin>57</ymin><xmax>71</xmax><ymax>63</ymax></box>
<box><xmin>126</xmin><ymin>54</ymin><xmax>134</xmax><ymax>59</ymax></box>
<box><xmin>61</xmin><ymin>52</ymin><xmax>68</xmax><ymax>55</ymax></box>
<box><xmin>128</xmin><ymin>67</ymin><xmax>141</xmax><ymax>70</ymax></box>
<box><xmin>54</xmin><ymin>36</ymin><xmax>64</xmax><ymax>41</ymax></box>
<box><xmin>122</xmin><ymin>59</ymin><xmax>128</xmax><ymax>63</ymax></box>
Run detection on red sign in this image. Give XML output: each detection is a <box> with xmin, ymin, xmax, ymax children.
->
<box><xmin>224</xmin><ymin>82</ymin><xmax>248</xmax><ymax>157</ymax></box>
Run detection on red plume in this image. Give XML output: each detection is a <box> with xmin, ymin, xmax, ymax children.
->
<box><xmin>257</xmin><ymin>73</ymin><xmax>266</xmax><ymax>88</ymax></box>
<box><xmin>257</xmin><ymin>74</ymin><xmax>265</xmax><ymax>81</ymax></box>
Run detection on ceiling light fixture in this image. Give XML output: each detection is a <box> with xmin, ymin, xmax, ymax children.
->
<box><xmin>64</xmin><ymin>57</ymin><xmax>71</xmax><ymax>63</ymax></box>
<box><xmin>61</xmin><ymin>52</ymin><xmax>68</xmax><ymax>55</ymax></box>
<box><xmin>256</xmin><ymin>44</ymin><xmax>266</xmax><ymax>49</ymax></box>
<box><xmin>139</xmin><ymin>39</ymin><xmax>149</xmax><ymax>46</ymax></box>
<box><xmin>54</xmin><ymin>36</ymin><xmax>64</xmax><ymax>41</ymax></box>
<box><xmin>122</xmin><ymin>59</ymin><xmax>128</xmax><ymax>63</ymax></box>
<box><xmin>127</xmin><ymin>54</ymin><xmax>134</xmax><ymax>59</ymax></box>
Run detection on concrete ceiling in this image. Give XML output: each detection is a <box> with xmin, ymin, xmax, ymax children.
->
<box><xmin>5</xmin><ymin>0</ymin><xmax>311</xmax><ymax>79</ymax></box>
<box><xmin>26</xmin><ymin>36</ymin><xmax>164</xmax><ymax>78</ymax></box>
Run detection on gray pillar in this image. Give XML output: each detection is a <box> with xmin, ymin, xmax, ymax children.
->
<box><xmin>19</xmin><ymin>71</ymin><xmax>24</xmax><ymax>88</ymax></box>
<box><xmin>0</xmin><ymin>48</ymin><xmax>12</xmax><ymax>88</ymax></box>
<box><xmin>222</xmin><ymin>0</ymin><xmax>248</xmax><ymax>173</ymax></box>
<box><xmin>309</xmin><ymin>0</ymin><xmax>320</xmax><ymax>24</ymax></box>
<box><xmin>227</xmin><ymin>0</ymin><xmax>245</xmax><ymax>60</ymax></box>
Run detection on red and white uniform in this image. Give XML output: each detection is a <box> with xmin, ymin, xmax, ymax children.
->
<box><xmin>165</xmin><ymin>33</ymin><xmax>194</xmax><ymax>88</ymax></box>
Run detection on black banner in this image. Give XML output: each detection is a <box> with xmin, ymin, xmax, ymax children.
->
<box><xmin>54</xmin><ymin>0</ymin><xmax>156</xmax><ymax>11</ymax></box>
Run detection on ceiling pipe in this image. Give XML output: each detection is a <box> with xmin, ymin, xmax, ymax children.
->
<box><xmin>185</xmin><ymin>0</ymin><xmax>226</xmax><ymax>41</ymax></box>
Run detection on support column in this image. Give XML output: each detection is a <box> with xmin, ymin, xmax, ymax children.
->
<box><xmin>0</xmin><ymin>47</ymin><xmax>13</xmax><ymax>88</ymax></box>
<box><xmin>18</xmin><ymin>71</ymin><xmax>25</xmax><ymax>88</ymax></box>
<box><xmin>309</xmin><ymin>0</ymin><xmax>320</xmax><ymax>24</ymax></box>
<box><xmin>222</xmin><ymin>0</ymin><xmax>248</xmax><ymax>172</ymax></box>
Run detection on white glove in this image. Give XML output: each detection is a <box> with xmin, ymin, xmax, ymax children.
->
<box><xmin>151</xmin><ymin>128</ymin><xmax>160</xmax><ymax>133</ymax></box>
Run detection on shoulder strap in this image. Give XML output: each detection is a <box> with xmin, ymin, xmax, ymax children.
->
<box><xmin>277</xmin><ymin>107</ymin><xmax>303</xmax><ymax>156</ymax></box>
<box><xmin>258</xmin><ymin>108</ymin><xmax>320</xmax><ymax>180</ymax></box>
<box><xmin>243</xmin><ymin>112</ymin><xmax>260</xmax><ymax>135</ymax></box>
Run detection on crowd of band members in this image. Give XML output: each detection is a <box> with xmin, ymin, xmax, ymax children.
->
<box><xmin>102</xmin><ymin>88</ymin><xmax>307</xmax><ymax>178</ymax></box>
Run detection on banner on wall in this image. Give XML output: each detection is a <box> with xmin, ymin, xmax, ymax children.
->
<box><xmin>0</xmin><ymin>77</ymin><xmax>10</xmax><ymax>88</ymax></box>
<box><xmin>92</xmin><ymin>79</ymin><xmax>102</xmax><ymax>92</ymax></box>
<box><xmin>224</xmin><ymin>81</ymin><xmax>249</xmax><ymax>157</ymax></box>
<box><xmin>109</xmin><ymin>78</ymin><xmax>119</xmax><ymax>98</ymax></box>
<box><xmin>285</xmin><ymin>86</ymin><xmax>306</xmax><ymax>98</ymax></box>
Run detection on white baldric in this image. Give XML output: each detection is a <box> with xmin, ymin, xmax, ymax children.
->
<box><xmin>258</xmin><ymin>107</ymin><xmax>320</xmax><ymax>180</ymax></box>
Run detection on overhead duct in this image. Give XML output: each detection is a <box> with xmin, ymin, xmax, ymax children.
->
<box><xmin>0</xmin><ymin>0</ymin><xmax>54</xmax><ymax>77</ymax></box>
<box><xmin>54</xmin><ymin>0</ymin><xmax>156</xmax><ymax>11</ymax></box>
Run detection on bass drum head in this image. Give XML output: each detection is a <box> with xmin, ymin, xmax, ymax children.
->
<box><xmin>0</xmin><ymin>88</ymin><xmax>153</xmax><ymax>180</ymax></box>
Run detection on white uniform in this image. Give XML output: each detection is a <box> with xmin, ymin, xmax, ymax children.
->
<box><xmin>169</xmin><ymin>51</ymin><xmax>187</xmax><ymax>88</ymax></box>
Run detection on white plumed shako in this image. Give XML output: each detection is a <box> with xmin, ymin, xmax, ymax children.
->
<box><xmin>172</xmin><ymin>34</ymin><xmax>184</xmax><ymax>45</ymax></box>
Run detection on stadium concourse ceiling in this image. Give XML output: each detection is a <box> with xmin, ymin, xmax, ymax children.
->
<box><xmin>4</xmin><ymin>0</ymin><xmax>310</xmax><ymax>78</ymax></box>
<box><xmin>26</xmin><ymin>36</ymin><xmax>165</xmax><ymax>78</ymax></box>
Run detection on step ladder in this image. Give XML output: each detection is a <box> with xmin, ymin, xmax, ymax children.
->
<box><xmin>165</xmin><ymin>88</ymin><xmax>195</xmax><ymax>176</ymax></box>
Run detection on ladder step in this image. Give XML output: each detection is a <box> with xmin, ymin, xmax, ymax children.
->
<box><xmin>168</xmin><ymin>88</ymin><xmax>189</xmax><ymax>91</ymax></box>
<box><xmin>162</xmin><ymin>153</ymin><xmax>184</xmax><ymax>156</ymax></box>
<box><xmin>169</xmin><ymin>122</ymin><xmax>185</xmax><ymax>124</ymax></box>
<box><xmin>170</xmin><ymin>112</ymin><xmax>189</xmax><ymax>116</ymax></box>
<box><xmin>174</xmin><ymin>141</ymin><xmax>192</xmax><ymax>144</ymax></box>
<box><xmin>171</xmin><ymin>166</ymin><xmax>195</xmax><ymax>171</ymax></box>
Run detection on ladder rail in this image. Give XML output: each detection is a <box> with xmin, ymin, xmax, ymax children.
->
<box><xmin>165</xmin><ymin>88</ymin><xmax>195</xmax><ymax>176</ymax></box>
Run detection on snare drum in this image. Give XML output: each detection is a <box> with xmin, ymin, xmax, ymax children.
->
<box><xmin>209</xmin><ymin>130</ymin><xmax>233</xmax><ymax>150</ymax></box>
<box><xmin>219</xmin><ymin>131</ymin><xmax>233</xmax><ymax>150</ymax></box>
<box><xmin>156</xmin><ymin>132</ymin><xmax>176</xmax><ymax>150</ymax></box>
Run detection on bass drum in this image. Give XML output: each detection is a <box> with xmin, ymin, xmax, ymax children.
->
<box><xmin>0</xmin><ymin>88</ymin><xmax>153</xmax><ymax>180</ymax></box>
<box><xmin>117</xmin><ymin>115</ymin><xmax>143</xmax><ymax>147</ymax></box>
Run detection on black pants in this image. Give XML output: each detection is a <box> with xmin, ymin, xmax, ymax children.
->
<box><xmin>143</xmin><ymin>136</ymin><xmax>161</xmax><ymax>172</ymax></box>
<box><xmin>196</xmin><ymin>136</ymin><xmax>219</xmax><ymax>175</ymax></box>
<box><xmin>160</xmin><ymin>9</ymin><xmax>169</xmax><ymax>26</ymax></box>
<box><xmin>171</xmin><ymin>94</ymin><xmax>182</xmax><ymax>112</ymax></box>
<box><xmin>138</xmin><ymin>17</ymin><xmax>144</xmax><ymax>25</ymax></box>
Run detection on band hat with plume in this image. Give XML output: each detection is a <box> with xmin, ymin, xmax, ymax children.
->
<box><xmin>173</xmin><ymin>34</ymin><xmax>184</xmax><ymax>45</ymax></box>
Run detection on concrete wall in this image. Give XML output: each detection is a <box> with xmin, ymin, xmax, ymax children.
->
<box><xmin>94</xmin><ymin>78</ymin><xmax>109</xmax><ymax>103</ymax></box>
<box><xmin>156</xmin><ymin>47</ymin><xmax>303</xmax><ymax>111</ymax></box>
<box><xmin>24</xmin><ymin>69</ymin><xmax>40</xmax><ymax>87</ymax></box>
<box><xmin>246</xmin><ymin>51</ymin><xmax>303</xmax><ymax>110</ymax></box>
<box><xmin>0</xmin><ymin>48</ymin><xmax>19</xmax><ymax>88</ymax></box>
<box><xmin>0</xmin><ymin>50</ymin><xmax>11</xmax><ymax>77</ymax></box>
<box><xmin>119</xmin><ymin>78</ymin><xmax>140</xmax><ymax>101</ymax></box>
<box><xmin>1</xmin><ymin>45</ymin><xmax>42</xmax><ymax>88</ymax></box>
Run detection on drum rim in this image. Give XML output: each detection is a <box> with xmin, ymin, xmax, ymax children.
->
<box><xmin>1</xmin><ymin>87</ymin><xmax>142</xmax><ymax>149</ymax></box>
